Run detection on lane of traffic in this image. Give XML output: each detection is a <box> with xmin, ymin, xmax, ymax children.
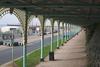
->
<box><xmin>0</xmin><ymin>35</ymin><xmax>57</xmax><ymax>64</ymax></box>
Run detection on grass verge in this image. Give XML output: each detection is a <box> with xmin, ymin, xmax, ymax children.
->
<box><xmin>15</xmin><ymin>39</ymin><xmax>64</xmax><ymax>67</ymax></box>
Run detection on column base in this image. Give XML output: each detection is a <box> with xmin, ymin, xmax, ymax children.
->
<box><xmin>62</xmin><ymin>44</ymin><xmax>64</xmax><ymax>46</ymax></box>
<box><xmin>57</xmin><ymin>47</ymin><xmax>59</xmax><ymax>49</ymax></box>
<box><xmin>40</xmin><ymin>58</ymin><xmax>44</xmax><ymax>62</ymax></box>
<box><xmin>64</xmin><ymin>41</ymin><xmax>67</xmax><ymax>43</ymax></box>
<box><xmin>49</xmin><ymin>52</ymin><xmax>54</xmax><ymax>61</ymax></box>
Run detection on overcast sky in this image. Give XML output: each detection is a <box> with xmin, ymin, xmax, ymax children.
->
<box><xmin>0</xmin><ymin>13</ymin><xmax>58</xmax><ymax>27</ymax></box>
<box><xmin>0</xmin><ymin>13</ymin><xmax>20</xmax><ymax>25</ymax></box>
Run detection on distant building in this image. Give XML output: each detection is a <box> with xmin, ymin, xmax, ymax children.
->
<box><xmin>1</xmin><ymin>26</ymin><xmax>19</xmax><ymax>33</ymax></box>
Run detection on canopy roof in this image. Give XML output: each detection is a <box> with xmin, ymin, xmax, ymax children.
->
<box><xmin>0</xmin><ymin>0</ymin><xmax>100</xmax><ymax>26</ymax></box>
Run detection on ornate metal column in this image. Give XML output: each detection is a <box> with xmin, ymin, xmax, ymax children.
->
<box><xmin>23</xmin><ymin>10</ymin><xmax>28</xmax><ymax>67</ymax></box>
<box><xmin>57</xmin><ymin>21</ymin><xmax>60</xmax><ymax>49</ymax></box>
<box><xmin>65</xmin><ymin>23</ymin><xmax>67</xmax><ymax>42</ymax></box>
<box><xmin>68</xmin><ymin>23</ymin><xmax>70</xmax><ymax>40</ymax></box>
<box><xmin>67</xmin><ymin>23</ymin><xmax>69</xmax><ymax>40</ymax></box>
<box><xmin>49</xmin><ymin>18</ymin><xmax>55</xmax><ymax>61</ymax></box>
<box><xmin>70</xmin><ymin>24</ymin><xmax>72</xmax><ymax>38</ymax></box>
<box><xmin>62</xmin><ymin>22</ymin><xmax>64</xmax><ymax>46</ymax></box>
<box><xmin>38</xmin><ymin>15</ymin><xmax>45</xmax><ymax>61</ymax></box>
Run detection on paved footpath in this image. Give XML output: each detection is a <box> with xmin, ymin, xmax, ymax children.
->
<box><xmin>36</xmin><ymin>30</ymin><xmax>87</xmax><ymax>67</ymax></box>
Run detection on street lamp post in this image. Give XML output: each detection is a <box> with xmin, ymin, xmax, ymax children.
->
<box><xmin>11</xmin><ymin>30</ymin><xmax>14</xmax><ymax>67</ymax></box>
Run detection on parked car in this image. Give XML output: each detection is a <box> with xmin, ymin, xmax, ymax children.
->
<box><xmin>3</xmin><ymin>41</ymin><xmax>19</xmax><ymax>46</ymax></box>
<box><xmin>39</xmin><ymin>32</ymin><xmax>47</xmax><ymax>36</ymax></box>
<box><xmin>0</xmin><ymin>41</ymin><xmax>3</xmax><ymax>45</ymax></box>
<box><xmin>13</xmin><ymin>42</ymin><xmax>19</xmax><ymax>46</ymax></box>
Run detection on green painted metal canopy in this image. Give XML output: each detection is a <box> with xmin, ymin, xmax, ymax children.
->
<box><xmin>0</xmin><ymin>0</ymin><xmax>100</xmax><ymax>26</ymax></box>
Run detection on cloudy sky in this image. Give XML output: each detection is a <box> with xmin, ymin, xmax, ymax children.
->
<box><xmin>0</xmin><ymin>13</ymin><xmax>58</xmax><ymax>27</ymax></box>
<box><xmin>0</xmin><ymin>13</ymin><xmax>20</xmax><ymax>26</ymax></box>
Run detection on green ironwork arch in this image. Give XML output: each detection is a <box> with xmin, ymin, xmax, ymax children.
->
<box><xmin>0</xmin><ymin>8</ymin><xmax>27</xmax><ymax>32</ymax></box>
<box><xmin>0</xmin><ymin>8</ymin><xmax>22</xmax><ymax>24</ymax></box>
<box><xmin>28</xmin><ymin>15</ymin><xmax>36</xmax><ymax>24</ymax></box>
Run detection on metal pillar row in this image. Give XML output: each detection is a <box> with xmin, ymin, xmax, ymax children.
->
<box><xmin>0</xmin><ymin>9</ymin><xmax>81</xmax><ymax>67</ymax></box>
<box><xmin>8</xmin><ymin>10</ymin><xmax>80</xmax><ymax>67</ymax></box>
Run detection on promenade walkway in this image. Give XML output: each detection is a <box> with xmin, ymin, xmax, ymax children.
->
<box><xmin>36</xmin><ymin>30</ymin><xmax>87</xmax><ymax>67</ymax></box>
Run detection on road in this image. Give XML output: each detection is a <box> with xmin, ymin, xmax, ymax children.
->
<box><xmin>0</xmin><ymin>35</ymin><xmax>58</xmax><ymax>65</ymax></box>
